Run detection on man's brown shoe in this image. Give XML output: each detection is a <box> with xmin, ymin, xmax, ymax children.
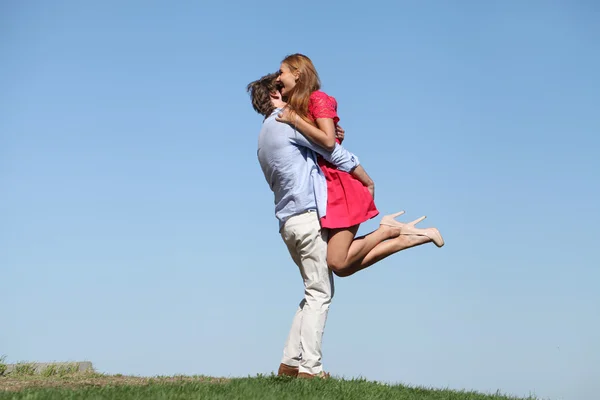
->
<box><xmin>277</xmin><ymin>363</ymin><xmax>299</xmax><ymax>377</ymax></box>
<box><xmin>297</xmin><ymin>371</ymin><xmax>330</xmax><ymax>379</ymax></box>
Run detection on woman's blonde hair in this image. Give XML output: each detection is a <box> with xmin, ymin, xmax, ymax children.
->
<box><xmin>281</xmin><ymin>53</ymin><xmax>321</xmax><ymax>121</ymax></box>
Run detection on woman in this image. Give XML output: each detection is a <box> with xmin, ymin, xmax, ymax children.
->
<box><xmin>275</xmin><ymin>53</ymin><xmax>443</xmax><ymax>276</ymax></box>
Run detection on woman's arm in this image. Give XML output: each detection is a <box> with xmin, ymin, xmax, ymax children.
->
<box><xmin>276</xmin><ymin>107</ymin><xmax>336</xmax><ymax>151</ymax></box>
<box><xmin>279</xmin><ymin>108</ymin><xmax>374</xmax><ymax>198</ymax></box>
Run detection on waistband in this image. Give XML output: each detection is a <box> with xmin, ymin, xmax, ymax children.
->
<box><xmin>280</xmin><ymin>209</ymin><xmax>318</xmax><ymax>231</ymax></box>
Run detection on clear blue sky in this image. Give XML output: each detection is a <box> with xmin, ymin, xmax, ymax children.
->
<box><xmin>2</xmin><ymin>1</ymin><xmax>598</xmax><ymax>399</ymax></box>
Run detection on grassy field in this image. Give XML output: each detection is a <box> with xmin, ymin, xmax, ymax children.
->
<box><xmin>0</xmin><ymin>372</ymin><xmax>541</xmax><ymax>400</ymax></box>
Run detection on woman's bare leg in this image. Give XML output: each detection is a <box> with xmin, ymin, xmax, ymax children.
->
<box><xmin>332</xmin><ymin>234</ymin><xmax>432</xmax><ymax>277</ymax></box>
<box><xmin>326</xmin><ymin>224</ymin><xmax>401</xmax><ymax>274</ymax></box>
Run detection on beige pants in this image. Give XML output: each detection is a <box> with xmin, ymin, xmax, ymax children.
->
<box><xmin>279</xmin><ymin>210</ymin><xmax>334</xmax><ymax>375</ymax></box>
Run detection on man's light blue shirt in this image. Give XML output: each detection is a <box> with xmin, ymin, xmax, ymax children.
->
<box><xmin>257</xmin><ymin>108</ymin><xmax>360</xmax><ymax>230</ymax></box>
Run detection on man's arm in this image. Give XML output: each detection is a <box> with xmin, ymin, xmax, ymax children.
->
<box><xmin>348</xmin><ymin>165</ymin><xmax>374</xmax><ymax>199</ymax></box>
<box><xmin>287</xmin><ymin>127</ymin><xmax>374</xmax><ymax>195</ymax></box>
<box><xmin>288</xmin><ymin>128</ymin><xmax>357</xmax><ymax>172</ymax></box>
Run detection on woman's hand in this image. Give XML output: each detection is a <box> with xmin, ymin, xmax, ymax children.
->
<box><xmin>276</xmin><ymin>107</ymin><xmax>297</xmax><ymax>126</ymax></box>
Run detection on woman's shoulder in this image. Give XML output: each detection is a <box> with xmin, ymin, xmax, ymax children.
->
<box><xmin>308</xmin><ymin>90</ymin><xmax>339</xmax><ymax>120</ymax></box>
<box><xmin>310</xmin><ymin>90</ymin><xmax>335</xmax><ymax>101</ymax></box>
<box><xmin>309</xmin><ymin>90</ymin><xmax>338</xmax><ymax>109</ymax></box>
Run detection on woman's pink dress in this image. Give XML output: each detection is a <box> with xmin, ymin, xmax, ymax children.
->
<box><xmin>307</xmin><ymin>90</ymin><xmax>379</xmax><ymax>229</ymax></box>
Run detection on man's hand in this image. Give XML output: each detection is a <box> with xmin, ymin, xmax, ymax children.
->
<box><xmin>335</xmin><ymin>124</ymin><xmax>345</xmax><ymax>143</ymax></box>
<box><xmin>350</xmin><ymin>165</ymin><xmax>375</xmax><ymax>200</ymax></box>
<box><xmin>276</xmin><ymin>106</ymin><xmax>297</xmax><ymax>126</ymax></box>
<box><xmin>367</xmin><ymin>183</ymin><xmax>375</xmax><ymax>200</ymax></box>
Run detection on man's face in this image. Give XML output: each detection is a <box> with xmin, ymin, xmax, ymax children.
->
<box><xmin>276</xmin><ymin>63</ymin><xmax>298</xmax><ymax>96</ymax></box>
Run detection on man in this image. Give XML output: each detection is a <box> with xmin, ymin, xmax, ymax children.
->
<box><xmin>248</xmin><ymin>72</ymin><xmax>364</xmax><ymax>379</ymax></box>
<box><xmin>247</xmin><ymin>72</ymin><xmax>440</xmax><ymax>379</ymax></box>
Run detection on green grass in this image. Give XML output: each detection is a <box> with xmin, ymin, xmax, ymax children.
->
<box><xmin>0</xmin><ymin>374</ymin><xmax>541</xmax><ymax>400</ymax></box>
<box><xmin>40</xmin><ymin>363</ymin><xmax>80</xmax><ymax>377</ymax></box>
<box><xmin>12</xmin><ymin>363</ymin><xmax>36</xmax><ymax>376</ymax></box>
<box><xmin>0</xmin><ymin>356</ymin><xmax>6</xmax><ymax>377</ymax></box>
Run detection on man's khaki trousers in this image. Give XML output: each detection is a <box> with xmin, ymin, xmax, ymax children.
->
<box><xmin>279</xmin><ymin>210</ymin><xmax>334</xmax><ymax>375</ymax></box>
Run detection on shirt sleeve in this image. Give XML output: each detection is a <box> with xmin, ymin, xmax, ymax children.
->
<box><xmin>288</xmin><ymin>128</ymin><xmax>359</xmax><ymax>173</ymax></box>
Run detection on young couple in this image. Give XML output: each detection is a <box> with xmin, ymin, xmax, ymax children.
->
<box><xmin>248</xmin><ymin>53</ymin><xmax>444</xmax><ymax>379</ymax></box>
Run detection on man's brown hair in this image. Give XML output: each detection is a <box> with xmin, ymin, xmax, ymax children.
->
<box><xmin>246</xmin><ymin>72</ymin><xmax>280</xmax><ymax>118</ymax></box>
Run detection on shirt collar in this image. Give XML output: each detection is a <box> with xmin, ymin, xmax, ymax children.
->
<box><xmin>266</xmin><ymin>107</ymin><xmax>283</xmax><ymax>121</ymax></box>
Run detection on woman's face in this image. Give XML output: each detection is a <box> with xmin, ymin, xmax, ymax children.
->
<box><xmin>277</xmin><ymin>63</ymin><xmax>298</xmax><ymax>96</ymax></box>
